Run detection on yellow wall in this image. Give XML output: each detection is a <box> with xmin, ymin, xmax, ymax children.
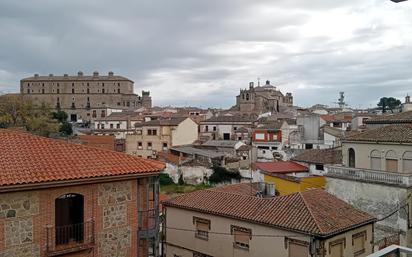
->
<box><xmin>263</xmin><ymin>174</ymin><xmax>326</xmax><ymax>195</ymax></box>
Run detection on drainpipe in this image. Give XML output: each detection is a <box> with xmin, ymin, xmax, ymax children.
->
<box><xmin>310</xmin><ymin>237</ymin><xmax>321</xmax><ymax>257</ymax></box>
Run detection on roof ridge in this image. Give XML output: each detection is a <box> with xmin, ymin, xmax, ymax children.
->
<box><xmin>299</xmin><ymin>190</ymin><xmax>323</xmax><ymax>234</ymax></box>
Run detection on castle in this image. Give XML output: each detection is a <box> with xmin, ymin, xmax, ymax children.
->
<box><xmin>20</xmin><ymin>71</ymin><xmax>151</xmax><ymax>122</ymax></box>
<box><xmin>234</xmin><ymin>80</ymin><xmax>293</xmax><ymax>114</ymax></box>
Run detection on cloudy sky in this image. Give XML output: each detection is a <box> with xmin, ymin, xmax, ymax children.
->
<box><xmin>0</xmin><ymin>0</ymin><xmax>411</xmax><ymax>108</ymax></box>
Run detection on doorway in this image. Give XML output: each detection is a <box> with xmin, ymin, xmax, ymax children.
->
<box><xmin>55</xmin><ymin>194</ymin><xmax>84</xmax><ymax>245</ymax></box>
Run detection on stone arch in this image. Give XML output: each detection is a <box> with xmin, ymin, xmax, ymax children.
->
<box><xmin>385</xmin><ymin>150</ymin><xmax>398</xmax><ymax>172</ymax></box>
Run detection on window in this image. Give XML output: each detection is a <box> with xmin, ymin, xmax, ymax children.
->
<box><xmin>27</xmin><ymin>88</ymin><xmax>30</xmax><ymax>94</ymax></box>
<box><xmin>55</xmin><ymin>194</ymin><xmax>84</xmax><ymax>245</ymax></box>
<box><xmin>386</xmin><ymin>150</ymin><xmax>398</xmax><ymax>172</ymax></box>
<box><xmin>101</xmin><ymin>124</ymin><xmax>105</xmax><ymax>129</ymax></box>
<box><xmin>370</xmin><ymin>150</ymin><xmax>381</xmax><ymax>170</ymax></box>
<box><xmin>288</xmin><ymin>239</ymin><xmax>309</xmax><ymax>257</ymax></box>
<box><xmin>234</xmin><ymin>127</ymin><xmax>237</xmax><ymax>131</ymax></box>
<box><xmin>72</xmin><ymin>88</ymin><xmax>75</xmax><ymax>94</ymax></box>
<box><xmin>92</xmin><ymin>110</ymin><xmax>97</xmax><ymax>118</ymax></box>
<box><xmin>102</xmin><ymin>88</ymin><xmax>105</xmax><ymax>94</ymax></box>
<box><xmin>57</xmin><ymin>88</ymin><xmax>60</xmax><ymax>94</ymax></box>
<box><xmin>255</xmin><ymin>133</ymin><xmax>265</xmax><ymax>140</ymax></box>
<box><xmin>403</xmin><ymin>151</ymin><xmax>412</xmax><ymax>173</ymax></box>
<box><xmin>193</xmin><ymin>217</ymin><xmax>210</xmax><ymax>240</ymax></box>
<box><xmin>101</xmin><ymin>110</ymin><xmax>106</xmax><ymax>118</ymax></box>
<box><xmin>231</xmin><ymin>225</ymin><xmax>251</xmax><ymax>250</ymax></box>
<box><xmin>87</xmin><ymin>88</ymin><xmax>90</xmax><ymax>94</ymax></box>
<box><xmin>147</xmin><ymin>129</ymin><xmax>157</xmax><ymax>136</ymax></box>
<box><xmin>352</xmin><ymin>231</ymin><xmax>366</xmax><ymax>256</ymax></box>
<box><xmin>223</xmin><ymin>133</ymin><xmax>230</xmax><ymax>140</ymax></box>
<box><xmin>163</xmin><ymin>142</ymin><xmax>168</xmax><ymax>150</ymax></box>
<box><xmin>348</xmin><ymin>148</ymin><xmax>356</xmax><ymax>168</ymax></box>
<box><xmin>117</xmin><ymin>88</ymin><xmax>120</xmax><ymax>93</ymax></box>
<box><xmin>147</xmin><ymin>142</ymin><xmax>152</xmax><ymax>150</ymax></box>
<box><xmin>213</xmin><ymin>126</ymin><xmax>217</xmax><ymax>131</ymax></box>
<box><xmin>138</xmin><ymin>142</ymin><xmax>143</xmax><ymax>149</ymax></box>
<box><xmin>205</xmin><ymin>125</ymin><xmax>209</xmax><ymax>132</ymax></box>
<box><xmin>329</xmin><ymin>238</ymin><xmax>345</xmax><ymax>257</ymax></box>
<box><xmin>116</xmin><ymin>123</ymin><xmax>120</xmax><ymax>129</ymax></box>
<box><xmin>315</xmin><ymin>164</ymin><xmax>324</xmax><ymax>171</ymax></box>
<box><xmin>110</xmin><ymin>124</ymin><xmax>114</xmax><ymax>129</ymax></box>
<box><xmin>42</xmin><ymin>89</ymin><xmax>45</xmax><ymax>94</ymax></box>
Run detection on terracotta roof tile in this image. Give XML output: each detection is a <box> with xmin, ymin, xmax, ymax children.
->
<box><xmin>0</xmin><ymin>129</ymin><xmax>165</xmax><ymax>187</ymax></box>
<box><xmin>255</xmin><ymin>161</ymin><xmax>308</xmax><ymax>173</ymax></box>
<box><xmin>293</xmin><ymin>149</ymin><xmax>342</xmax><ymax>164</ymax></box>
<box><xmin>365</xmin><ymin>111</ymin><xmax>412</xmax><ymax>124</ymax></box>
<box><xmin>163</xmin><ymin>186</ymin><xmax>375</xmax><ymax>237</ymax></box>
<box><xmin>344</xmin><ymin>124</ymin><xmax>412</xmax><ymax>143</ymax></box>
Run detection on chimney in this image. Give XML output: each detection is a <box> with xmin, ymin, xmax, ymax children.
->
<box><xmin>108</xmin><ymin>71</ymin><xmax>114</xmax><ymax>76</ymax></box>
<box><xmin>265</xmin><ymin>183</ymin><xmax>276</xmax><ymax>197</ymax></box>
<box><xmin>34</xmin><ymin>74</ymin><xmax>39</xmax><ymax>78</ymax></box>
<box><xmin>78</xmin><ymin>71</ymin><xmax>83</xmax><ymax>76</ymax></box>
<box><xmin>93</xmin><ymin>71</ymin><xmax>99</xmax><ymax>77</ymax></box>
<box><xmin>49</xmin><ymin>74</ymin><xmax>53</xmax><ymax>77</ymax></box>
<box><xmin>265</xmin><ymin>80</ymin><xmax>270</xmax><ymax>85</ymax></box>
<box><xmin>63</xmin><ymin>74</ymin><xmax>68</xmax><ymax>77</ymax></box>
<box><xmin>249</xmin><ymin>82</ymin><xmax>254</xmax><ymax>89</ymax></box>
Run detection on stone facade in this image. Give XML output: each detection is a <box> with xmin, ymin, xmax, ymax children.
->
<box><xmin>20</xmin><ymin>71</ymin><xmax>152</xmax><ymax>122</ymax></box>
<box><xmin>0</xmin><ymin>192</ymin><xmax>39</xmax><ymax>257</ymax></box>
<box><xmin>234</xmin><ymin>80</ymin><xmax>293</xmax><ymax>114</ymax></box>
<box><xmin>98</xmin><ymin>181</ymin><xmax>133</xmax><ymax>257</ymax></box>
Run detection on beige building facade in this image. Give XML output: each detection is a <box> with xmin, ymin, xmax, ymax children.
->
<box><xmin>126</xmin><ymin>117</ymin><xmax>198</xmax><ymax>159</ymax></box>
<box><xmin>163</xmin><ymin>184</ymin><xmax>376</xmax><ymax>257</ymax></box>
<box><xmin>20</xmin><ymin>71</ymin><xmax>151</xmax><ymax>122</ymax></box>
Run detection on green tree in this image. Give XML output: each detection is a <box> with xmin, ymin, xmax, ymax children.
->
<box><xmin>0</xmin><ymin>95</ymin><xmax>59</xmax><ymax>137</ymax></box>
<box><xmin>377</xmin><ymin>97</ymin><xmax>402</xmax><ymax>113</ymax></box>
<box><xmin>52</xmin><ymin>111</ymin><xmax>68</xmax><ymax>123</ymax></box>
<box><xmin>52</xmin><ymin>111</ymin><xmax>73</xmax><ymax>135</ymax></box>
<box><xmin>209</xmin><ymin>166</ymin><xmax>242</xmax><ymax>184</ymax></box>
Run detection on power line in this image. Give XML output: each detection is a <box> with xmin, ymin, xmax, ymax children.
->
<box><xmin>164</xmin><ymin>226</ymin><xmax>308</xmax><ymax>238</ymax></box>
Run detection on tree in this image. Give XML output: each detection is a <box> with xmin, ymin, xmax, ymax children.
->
<box><xmin>377</xmin><ymin>97</ymin><xmax>402</xmax><ymax>113</ymax></box>
<box><xmin>52</xmin><ymin>111</ymin><xmax>68</xmax><ymax>123</ymax></box>
<box><xmin>52</xmin><ymin>111</ymin><xmax>73</xmax><ymax>136</ymax></box>
<box><xmin>0</xmin><ymin>95</ymin><xmax>59</xmax><ymax>136</ymax></box>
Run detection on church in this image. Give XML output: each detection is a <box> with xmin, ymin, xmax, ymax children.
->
<box><xmin>234</xmin><ymin>80</ymin><xmax>293</xmax><ymax>114</ymax></box>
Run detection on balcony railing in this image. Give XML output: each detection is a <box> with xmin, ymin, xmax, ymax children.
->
<box><xmin>46</xmin><ymin>221</ymin><xmax>95</xmax><ymax>256</ymax></box>
<box><xmin>326</xmin><ymin>165</ymin><xmax>412</xmax><ymax>187</ymax></box>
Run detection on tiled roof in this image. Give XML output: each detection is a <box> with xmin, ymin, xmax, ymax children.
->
<box><xmin>202</xmin><ymin>116</ymin><xmax>255</xmax><ymax>123</ymax></box>
<box><xmin>163</xmin><ymin>186</ymin><xmax>375</xmax><ymax>237</ymax></box>
<box><xmin>365</xmin><ymin>111</ymin><xmax>412</xmax><ymax>124</ymax></box>
<box><xmin>323</xmin><ymin>126</ymin><xmax>345</xmax><ymax>138</ymax></box>
<box><xmin>344</xmin><ymin>125</ymin><xmax>412</xmax><ymax>143</ymax></box>
<box><xmin>209</xmin><ymin>182</ymin><xmax>261</xmax><ymax>196</ymax></box>
<box><xmin>137</xmin><ymin>117</ymin><xmax>187</xmax><ymax>127</ymax></box>
<box><xmin>292</xmin><ymin>149</ymin><xmax>342</xmax><ymax>164</ymax></box>
<box><xmin>256</xmin><ymin>121</ymin><xmax>284</xmax><ymax>130</ymax></box>
<box><xmin>0</xmin><ymin>129</ymin><xmax>164</xmax><ymax>187</ymax></box>
<box><xmin>21</xmin><ymin>73</ymin><xmax>132</xmax><ymax>82</ymax></box>
<box><xmin>255</xmin><ymin>161</ymin><xmax>308</xmax><ymax>173</ymax></box>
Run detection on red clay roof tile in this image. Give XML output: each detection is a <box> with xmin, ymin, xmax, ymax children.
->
<box><xmin>0</xmin><ymin>129</ymin><xmax>165</xmax><ymax>187</ymax></box>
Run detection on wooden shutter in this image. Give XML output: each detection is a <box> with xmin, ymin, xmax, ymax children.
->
<box><xmin>234</xmin><ymin>229</ymin><xmax>250</xmax><ymax>244</ymax></box>
<box><xmin>289</xmin><ymin>242</ymin><xmax>309</xmax><ymax>257</ymax></box>
<box><xmin>330</xmin><ymin>242</ymin><xmax>343</xmax><ymax>257</ymax></box>
<box><xmin>196</xmin><ymin>220</ymin><xmax>210</xmax><ymax>231</ymax></box>
<box><xmin>386</xmin><ymin>159</ymin><xmax>398</xmax><ymax>172</ymax></box>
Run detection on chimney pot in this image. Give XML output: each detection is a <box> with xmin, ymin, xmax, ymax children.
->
<box><xmin>78</xmin><ymin>71</ymin><xmax>83</xmax><ymax>76</ymax></box>
<box><xmin>34</xmin><ymin>74</ymin><xmax>39</xmax><ymax>78</ymax></box>
<box><xmin>266</xmin><ymin>80</ymin><xmax>270</xmax><ymax>85</ymax></box>
<box><xmin>93</xmin><ymin>71</ymin><xmax>99</xmax><ymax>77</ymax></box>
<box><xmin>108</xmin><ymin>71</ymin><xmax>114</xmax><ymax>76</ymax></box>
<box><xmin>63</xmin><ymin>74</ymin><xmax>68</xmax><ymax>77</ymax></box>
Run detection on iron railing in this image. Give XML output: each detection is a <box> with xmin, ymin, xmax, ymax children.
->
<box><xmin>46</xmin><ymin>221</ymin><xmax>95</xmax><ymax>256</ymax></box>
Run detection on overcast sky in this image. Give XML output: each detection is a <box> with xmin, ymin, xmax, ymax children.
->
<box><xmin>0</xmin><ymin>0</ymin><xmax>411</xmax><ymax>108</ymax></box>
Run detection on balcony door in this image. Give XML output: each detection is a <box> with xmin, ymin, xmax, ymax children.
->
<box><xmin>55</xmin><ymin>193</ymin><xmax>84</xmax><ymax>245</ymax></box>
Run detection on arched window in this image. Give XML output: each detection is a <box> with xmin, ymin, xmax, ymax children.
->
<box><xmin>348</xmin><ymin>148</ymin><xmax>356</xmax><ymax>168</ymax></box>
<box><xmin>385</xmin><ymin>150</ymin><xmax>398</xmax><ymax>172</ymax></box>
<box><xmin>246</xmin><ymin>94</ymin><xmax>249</xmax><ymax>101</ymax></box>
<box><xmin>55</xmin><ymin>193</ymin><xmax>84</xmax><ymax>245</ymax></box>
<box><xmin>403</xmin><ymin>151</ymin><xmax>412</xmax><ymax>173</ymax></box>
<box><xmin>370</xmin><ymin>150</ymin><xmax>381</xmax><ymax>170</ymax></box>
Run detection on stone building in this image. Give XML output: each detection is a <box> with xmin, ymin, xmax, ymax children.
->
<box><xmin>233</xmin><ymin>80</ymin><xmax>293</xmax><ymax>114</ymax></box>
<box><xmin>0</xmin><ymin>129</ymin><xmax>164</xmax><ymax>257</ymax></box>
<box><xmin>20</xmin><ymin>71</ymin><xmax>152</xmax><ymax>122</ymax></box>
<box><xmin>126</xmin><ymin>117</ymin><xmax>199</xmax><ymax>159</ymax></box>
<box><xmin>163</xmin><ymin>183</ymin><xmax>376</xmax><ymax>257</ymax></box>
<box><xmin>199</xmin><ymin>115</ymin><xmax>255</xmax><ymax>142</ymax></box>
<box><xmin>325</xmin><ymin>125</ymin><xmax>412</xmax><ymax>248</ymax></box>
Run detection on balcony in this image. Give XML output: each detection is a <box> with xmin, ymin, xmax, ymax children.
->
<box><xmin>326</xmin><ymin>165</ymin><xmax>412</xmax><ymax>187</ymax></box>
<box><xmin>46</xmin><ymin>221</ymin><xmax>95</xmax><ymax>256</ymax></box>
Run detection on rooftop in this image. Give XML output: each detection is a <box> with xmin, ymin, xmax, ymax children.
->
<box><xmin>21</xmin><ymin>72</ymin><xmax>132</xmax><ymax>82</ymax></box>
<box><xmin>344</xmin><ymin>125</ymin><xmax>412</xmax><ymax>144</ymax></box>
<box><xmin>365</xmin><ymin>111</ymin><xmax>412</xmax><ymax>124</ymax></box>
<box><xmin>0</xmin><ymin>129</ymin><xmax>164</xmax><ymax>189</ymax></box>
<box><xmin>293</xmin><ymin>149</ymin><xmax>342</xmax><ymax>164</ymax></box>
<box><xmin>170</xmin><ymin>145</ymin><xmax>225</xmax><ymax>159</ymax></box>
<box><xmin>136</xmin><ymin>117</ymin><xmax>187</xmax><ymax>127</ymax></box>
<box><xmin>255</xmin><ymin>161</ymin><xmax>308</xmax><ymax>174</ymax></box>
<box><xmin>163</xmin><ymin>186</ymin><xmax>375</xmax><ymax>237</ymax></box>
<box><xmin>202</xmin><ymin>115</ymin><xmax>255</xmax><ymax>123</ymax></box>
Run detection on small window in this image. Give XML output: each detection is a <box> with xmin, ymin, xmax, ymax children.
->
<box><xmin>147</xmin><ymin>129</ymin><xmax>157</xmax><ymax>136</ymax></box>
<box><xmin>57</xmin><ymin>88</ymin><xmax>60</xmax><ymax>94</ymax></box>
<box><xmin>137</xmin><ymin>142</ymin><xmax>143</xmax><ymax>149</ymax></box>
<box><xmin>315</xmin><ymin>164</ymin><xmax>324</xmax><ymax>171</ymax></box>
<box><xmin>27</xmin><ymin>88</ymin><xmax>30</xmax><ymax>94</ymax></box>
<box><xmin>102</xmin><ymin>88</ymin><xmax>105</xmax><ymax>94</ymax></box>
<box><xmin>92</xmin><ymin>110</ymin><xmax>97</xmax><ymax>118</ymax></box>
<box><xmin>147</xmin><ymin>142</ymin><xmax>152</xmax><ymax>150</ymax></box>
<box><xmin>101</xmin><ymin>124</ymin><xmax>105</xmax><ymax>129</ymax></box>
<box><xmin>288</xmin><ymin>239</ymin><xmax>309</xmax><ymax>257</ymax></box>
<box><xmin>231</xmin><ymin>225</ymin><xmax>251</xmax><ymax>250</ymax></box>
<box><xmin>163</xmin><ymin>142</ymin><xmax>168</xmax><ymax>150</ymax></box>
<box><xmin>87</xmin><ymin>88</ymin><xmax>90</xmax><ymax>94</ymax></box>
<box><xmin>352</xmin><ymin>231</ymin><xmax>366</xmax><ymax>256</ymax></box>
<box><xmin>234</xmin><ymin>127</ymin><xmax>237</xmax><ymax>131</ymax></box>
<box><xmin>72</xmin><ymin>88</ymin><xmax>75</xmax><ymax>94</ymax></box>
<box><xmin>193</xmin><ymin>217</ymin><xmax>210</xmax><ymax>240</ymax></box>
<box><xmin>110</xmin><ymin>124</ymin><xmax>113</xmax><ymax>129</ymax></box>
<box><xmin>116</xmin><ymin>123</ymin><xmax>120</xmax><ymax>129</ymax></box>
<box><xmin>205</xmin><ymin>125</ymin><xmax>209</xmax><ymax>132</ymax></box>
<box><xmin>213</xmin><ymin>126</ymin><xmax>217</xmax><ymax>131</ymax></box>
<box><xmin>329</xmin><ymin>238</ymin><xmax>345</xmax><ymax>257</ymax></box>
<box><xmin>101</xmin><ymin>110</ymin><xmax>106</xmax><ymax>118</ymax></box>
<box><xmin>42</xmin><ymin>89</ymin><xmax>45</xmax><ymax>94</ymax></box>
